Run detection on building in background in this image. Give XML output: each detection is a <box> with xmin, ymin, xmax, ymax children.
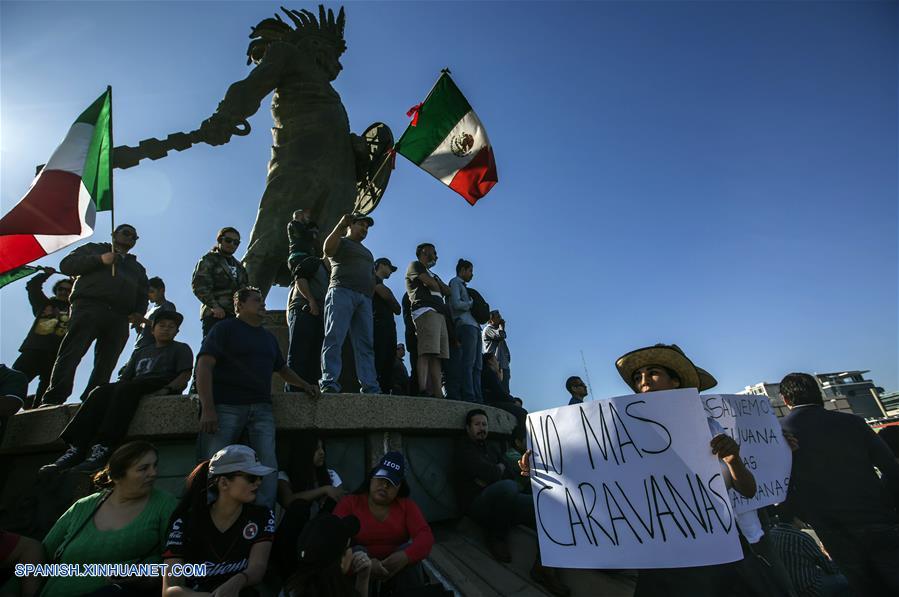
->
<box><xmin>739</xmin><ymin>370</ymin><xmax>887</xmax><ymax>419</ymax></box>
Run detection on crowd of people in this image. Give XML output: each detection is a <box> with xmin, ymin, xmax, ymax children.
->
<box><xmin>0</xmin><ymin>212</ymin><xmax>897</xmax><ymax>597</ymax></box>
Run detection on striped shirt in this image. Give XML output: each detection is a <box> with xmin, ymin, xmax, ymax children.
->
<box><xmin>767</xmin><ymin>523</ymin><xmax>838</xmax><ymax>597</ymax></box>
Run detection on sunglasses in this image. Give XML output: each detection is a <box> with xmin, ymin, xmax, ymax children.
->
<box><xmin>57</xmin><ymin>287</ymin><xmax>72</xmax><ymax>293</ymax></box>
<box><xmin>236</xmin><ymin>473</ymin><xmax>262</xmax><ymax>483</ymax></box>
<box><xmin>221</xmin><ymin>237</ymin><xmax>241</xmax><ymax>246</ymax></box>
<box><xmin>118</xmin><ymin>229</ymin><xmax>138</xmax><ymax>239</ymax></box>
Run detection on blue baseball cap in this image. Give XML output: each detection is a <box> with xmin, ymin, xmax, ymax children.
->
<box><xmin>372</xmin><ymin>451</ymin><xmax>405</xmax><ymax>487</ymax></box>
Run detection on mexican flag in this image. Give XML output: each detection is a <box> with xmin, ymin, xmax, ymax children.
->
<box><xmin>396</xmin><ymin>73</ymin><xmax>497</xmax><ymax>205</ymax></box>
<box><xmin>0</xmin><ymin>88</ymin><xmax>113</xmax><ymax>274</ymax></box>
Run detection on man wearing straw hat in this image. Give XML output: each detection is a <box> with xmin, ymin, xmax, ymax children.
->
<box><xmin>521</xmin><ymin>343</ymin><xmax>759</xmax><ymax>596</ymax></box>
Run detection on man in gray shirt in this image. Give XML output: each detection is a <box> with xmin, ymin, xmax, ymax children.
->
<box><xmin>319</xmin><ymin>213</ymin><xmax>380</xmax><ymax>393</ymax></box>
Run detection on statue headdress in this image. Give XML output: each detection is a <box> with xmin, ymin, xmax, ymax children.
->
<box><xmin>247</xmin><ymin>5</ymin><xmax>346</xmax><ymax>65</ymax></box>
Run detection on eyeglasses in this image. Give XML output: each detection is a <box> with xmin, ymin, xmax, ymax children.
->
<box><xmin>118</xmin><ymin>229</ymin><xmax>138</xmax><ymax>240</ymax></box>
<box><xmin>221</xmin><ymin>237</ymin><xmax>241</xmax><ymax>246</ymax></box>
<box><xmin>236</xmin><ymin>473</ymin><xmax>261</xmax><ymax>483</ymax></box>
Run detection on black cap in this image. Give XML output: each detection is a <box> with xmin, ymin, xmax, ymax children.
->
<box><xmin>151</xmin><ymin>310</ymin><xmax>184</xmax><ymax>328</ymax></box>
<box><xmin>374</xmin><ymin>257</ymin><xmax>397</xmax><ymax>272</ymax></box>
<box><xmin>296</xmin><ymin>514</ymin><xmax>360</xmax><ymax>565</ymax></box>
<box><xmin>351</xmin><ymin>213</ymin><xmax>374</xmax><ymax>227</ymax></box>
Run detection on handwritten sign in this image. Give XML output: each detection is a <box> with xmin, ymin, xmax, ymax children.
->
<box><xmin>702</xmin><ymin>394</ymin><xmax>792</xmax><ymax>514</ymax></box>
<box><xmin>527</xmin><ymin>389</ymin><xmax>743</xmax><ymax>569</ymax></box>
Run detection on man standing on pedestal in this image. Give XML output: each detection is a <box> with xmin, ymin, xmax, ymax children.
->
<box><xmin>191</xmin><ymin>227</ymin><xmax>248</xmax><ymax>339</ymax></box>
<box><xmin>39</xmin><ymin>224</ymin><xmax>148</xmax><ymax>406</ymax></box>
<box><xmin>372</xmin><ymin>258</ymin><xmax>401</xmax><ymax>394</ymax></box>
<box><xmin>483</xmin><ymin>310</ymin><xmax>511</xmax><ymax>395</ymax></box>
<box><xmin>318</xmin><ymin>213</ymin><xmax>380</xmax><ymax>394</ymax></box>
<box><xmin>196</xmin><ymin>287</ymin><xmax>319</xmax><ymax>508</ymax></box>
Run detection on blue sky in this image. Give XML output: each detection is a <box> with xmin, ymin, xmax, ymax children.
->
<box><xmin>1</xmin><ymin>1</ymin><xmax>896</xmax><ymax>411</ymax></box>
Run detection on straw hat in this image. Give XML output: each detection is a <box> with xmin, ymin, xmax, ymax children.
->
<box><xmin>615</xmin><ymin>344</ymin><xmax>701</xmax><ymax>392</ymax></box>
<box><xmin>696</xmin><ymin>367</ymin><xmax>718</xmax><ymax>392</ymax></box>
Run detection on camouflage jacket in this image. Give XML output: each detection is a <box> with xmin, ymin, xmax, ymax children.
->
<box><xmin>191</xmin><ymin>249</ymin><xmax>248</xmax><ymax>319</ymax></box>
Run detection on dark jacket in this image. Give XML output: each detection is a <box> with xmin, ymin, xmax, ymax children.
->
<box><xmin>19</xmin><ymin>271</ymin><xmax>70</xmax><ymax>353</ymax></box>
<box><xmin>61</xmin><ymin>243</ymin><xmax>148</xmax><ymax>316</ymax></box>
<box><xmin>782</xmin><ymin>405</ymin><xmax>899</xmax><ymax>528</ymax></box>
<box><xmin>191</xmin><ymin>249</ymin><xmax>248</xmax><ymax>319</ymax></box>
<box><xmin>453</xmin><ymin>436</ymin><xmax>511</xmax><ymax>511</ymax></box>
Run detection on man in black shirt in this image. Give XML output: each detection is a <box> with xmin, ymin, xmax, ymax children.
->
<box><xmin>453</xmin><ymin>409</ymin><xmax>569</xmax><ymax>596</ymax></box>
<box><xmin>781</xmin><ymin>372</ymin><xmax>899</xmax><ymax>596</ymax></box>
<box><xmin>39</xmin><ymin>224</ymin><xmax>148</xmax><ymax>406</ymax></box>
<box><xmin>197</xmin><ymin>287</ymin><xmax>320</xmax><ymax>508</ymax></box>
<box><xmin>12</xmin><ymin>268</ymin><xmax>71</xmax><ymax>407</ymax></box>
<box><xmin>565</xmin><ymin>376</ymin><xmax>588</xmax><ymax>406</ymax></box>
<box><xmin>286</xmin><ymin>258</ymin><xmax>330</xmax><ymax>388</ymax></box>
<box><xmin>41</xmin><ymin>310</ymin><xmax>194</xmax><ymax>474</ymax></box>
<box><xmin>372</xmin><ymin>257</ymin><xmax>401</xmax><ymax>394</ymax></box>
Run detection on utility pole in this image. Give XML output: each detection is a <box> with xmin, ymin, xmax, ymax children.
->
<box><xmin>580</xmin><ymin>350</ymin><xmax>594</xmax><ymax>400</ymax></box>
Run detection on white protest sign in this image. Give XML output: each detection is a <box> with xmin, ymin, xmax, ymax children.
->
<box><xmin>526</xmin><ymin>388</ymin><xmax>743</xmax><ymax>569</ymax></box>
<box><xmin>702</xmin><ymin>394</ymin><xmax>792</xmax><ymax>514</ymax></box>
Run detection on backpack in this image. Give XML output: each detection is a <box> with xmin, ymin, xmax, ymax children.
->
<box><xmin>467</xmin><ymin>287</ymin><xmax>490</xmax><ymax>325</ymax></box>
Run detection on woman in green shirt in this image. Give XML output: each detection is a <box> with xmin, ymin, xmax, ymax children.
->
<box><xmin>41</xmin><ymin>441</ymin><xmax>176</xmax><ymax>596</ymax></box>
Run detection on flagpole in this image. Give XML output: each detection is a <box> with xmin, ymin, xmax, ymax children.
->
<box><xmin>107</xmin><ymin>86</ymin><xmax>116</xmax><ymax>277</ymax></box>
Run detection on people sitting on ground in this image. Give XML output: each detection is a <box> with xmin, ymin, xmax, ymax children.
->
<box><xmin>282</xmin><ymin>513</ymin><xmax>371</xmax><ymax>597</ymax></box>
<box><xmin>767</xmin><ymin>509</ymin><xmax>850</xmax><ymax>597</ymax></box>
<box><xmin>286</xmin><ymin>257</ymin><xmax>330</xmax><ymax>390</ymax></box>
<box><xmin>878</xmin><ymin>425</ymin><xmax>899</xmax><ymax>462</ymax></box>
<box><xmin>565</xmin><ymin>375</ymin><xmax>588</xmax><ymax>406</ymax></box>
<box><xmin>274</xmin><ymin>434</ymin><xmax>347</xmax><ymax>577</ymax></box>
<box><xmin>447</xmin><ymin>258</ymin><xmax>480</xmax><ymax>402</ymax></box>
<box><xmin>191</xmin><ymin>226</ymin><xmax>248</xmax><ymax>340</ymax></box>
<box><xmin>163</xmin><ymin>445</ymin><xmax>275</xmax><ymax>596</ymax></box>
<box><xmin>333</xmin><ymin>452</ymin><xmax>434</xmax><ymax>596</ymax></box>
<box><xmin>319</xmin><ymin>213</ymin><xmax>381</xmax><ymax>394</ymax></box>
<box><xmin>133</xmin><ymin>276</ymin><xmax>176</xmax><ymax>350</ymax></box>
<box><xmin>391</xmin><ymin>344</ymin><xmax>410</xmax><ymax>396</ymax></box>
<box><xmin>42</xmin><ymin>441</ymin><xmax>177</xmax><ymax>597</ymax></box>
<box><xmin>12</xmin><ymin>267</ymin><xmax>71</xmax><ymax>408</ymax></box>
<box><xmin>1</xmin><ymin>529</ymin><xmax>44</xmax><ymax>597</ymax></box>
<box><xmin>483</xmin><ymin>310</ymin><xmax>510</xmax><ymax>395</ymax></box>
<box><xmin>503</xmin><ymin>426</ymin><xmax>530</xmax><ymax>493</ymax></box>
<box><xmin>41</xmin><ymin>311</ymin><xmax>193</xmax><ymax>475</ymax></box>
<box><xmin>481</xmin><ymin>354</ymin><xmax>527</xmax><ymax>428</ymax></box>
<box><xmin>196</xmin><ymin>287</ymin><xmax>319</xmax><ymax>509</ymax></box>
<box><xmin>287</xmin><ymin>208</ymin><xmax>320</xmax><ymax>275</ymax></box>
<box><xmin>39</xmin><ymin>224</ymin><xmax>148</xmax><ymax>406</ymax></box>
<box><xmin>453</xmin><ymin>409</ymin><xmax>569</xmax><ymax>596</ymax></box>
<box><xmin>780</xmin><ymin>371</ymin><xmax>899</xmax><ymax>597</ymax></box>
<box><xmin>404</xmin><ymin>243</ymin><xmax>451</xmax><ymax>398</ymax></box>
<box><xmin>372</xmin><ymin>258</ymin><xmax>402</xmax><ymax>395</ymax></box>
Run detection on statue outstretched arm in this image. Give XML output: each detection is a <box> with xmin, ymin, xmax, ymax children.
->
<box><xmin>200</xmin><ymin>42</ymin><xmax>290</xmax><ymax>146</ymax></box>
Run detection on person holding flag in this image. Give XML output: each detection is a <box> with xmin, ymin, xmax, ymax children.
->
<box><xmin>38</xmin><ymin>224</ymin><xmax>148</xmax><ymax>406</ymax></box>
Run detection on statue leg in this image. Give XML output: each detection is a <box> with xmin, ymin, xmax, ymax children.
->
<box><xmin>243</xmin><ymin>175</ymin><xmax>322</xmax><ymax>299</ymax></box>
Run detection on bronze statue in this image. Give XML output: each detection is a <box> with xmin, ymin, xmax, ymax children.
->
<box><xmin>195</xmin><ymin>5</ymin><xmax>392</xmax><ymax>297</ymax></box>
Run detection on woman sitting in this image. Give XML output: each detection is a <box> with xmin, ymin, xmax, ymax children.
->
<box><xmin>274</xmin><ymin>434</ymin><xmax>347</xmax><ymax>576</ymax></box>
<box><xmin>162</xmin><ymin>444</ymin><xmax>275</xmax><ymax>596</ymax></box>
<box><xmin>41</xmin><ymin>441</ymin><xmax>177</xmax><ymax>596</ymax></box>
<box><xmin>333</xmin><ymin>452</ymin><xmax>434</xmax><ymax>595</ymax></box>
<box><xmin>281</xmin><ymin>513</ymin><xmax>371</xmax><ymax>597</ymax></box>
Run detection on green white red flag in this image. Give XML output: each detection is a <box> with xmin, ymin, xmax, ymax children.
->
<box><xmin>0</xmin><ymin>88</ymin><xmax>113</xmax><ymax>274</ymax></box>
<box><xmin>396</xmin><ymin>73</ymin><xmax>497</xmax><ymax>205</ymax></box>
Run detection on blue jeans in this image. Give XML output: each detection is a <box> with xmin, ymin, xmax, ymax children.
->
<box><xmin>196</xmin><ymin>402</ymin><xmax>278</xmax><ymax>509</ymax></box>
<box><xmin>319</xmin><ymin>286</ymin><xmax>380</xmax><ymax>393</ymax></box>
<box><xmin>472</xmin><ymin>334</ymin><xmax>484</xmax><ymax>403</ymax></box>
<box><xmin>286</xmin><ymin>306</ymin><xmax>324</xmax><ymax>390</ymax></box>
<box><xmin>447</xmin><ymin>324</ymin><xmax>480</xmax><ymax>402</ymax></box>
<box><xmin>468</xmin><ymin>479</ymin><xmax>534</xmax><ymax>538</ymax></box>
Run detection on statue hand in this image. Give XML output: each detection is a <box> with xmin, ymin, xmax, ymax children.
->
<box><xmin>200</xmin><ymin>113</ymin><xmax>239</xmax><ymax>146</ymax></box>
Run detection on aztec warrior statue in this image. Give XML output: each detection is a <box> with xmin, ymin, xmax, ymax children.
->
<box><xmin>200</xmin><ymin>5</ymin><xmax>391</xmax><ymax>297</ymax></box>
